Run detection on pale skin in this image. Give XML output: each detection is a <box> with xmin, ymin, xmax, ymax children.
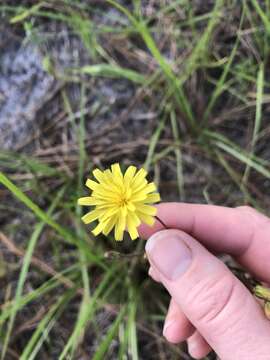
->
<box><xmin>139</xmin><ymin>203</ymin><xmax>270</xmax><ymax>359</ymax></box>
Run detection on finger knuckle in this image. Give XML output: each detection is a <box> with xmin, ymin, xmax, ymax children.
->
<box><xmin>186</xmin><ymin>274</ymin><xmax>236</xmax><ymax>327</ymax></box>
<box><xmin>236</xmin><ymin>207</ymin><xmax>270</xmax><ymax>247</ymax></box>
<box><xmin>237</xmin><ymin>205</ymin><xmax>270</xmax><ymax>225</ymax></box>
<box><xmin>236</xmin><ymin>205</ymin><xmax>254</xmax><ymax>213</ymax></box>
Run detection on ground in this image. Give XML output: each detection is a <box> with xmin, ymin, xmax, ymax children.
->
<box><xmin>0</xmin><ymin>1</ymin><xmax>270</xmax><ymax>359</ymax></box>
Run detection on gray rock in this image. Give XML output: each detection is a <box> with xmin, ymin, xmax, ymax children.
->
<box><xmin>0</xmin><ymin>23</ymin><xmax>90</xmax><ymax>151</ymax></box>
<box><xmin>0</xmin><ymin>26</ymin><xmax>57</xmax><ymax>150</ymax></box>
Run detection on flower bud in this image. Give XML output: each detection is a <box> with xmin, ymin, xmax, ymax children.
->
<box><xmin>254</xmin><ymin>285</ymin><xmax>270</xmax><ymax>301</ymax></box>
<box><xmin>264</xmin><ymin>302</ymin><xmax>270</xmax><ymax>320</ymax></box>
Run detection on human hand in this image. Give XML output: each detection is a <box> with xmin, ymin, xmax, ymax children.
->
<box><xmin>139</xmin><ymin>203</ymin><xmax>270</xmax><ymax>359</ymax></box>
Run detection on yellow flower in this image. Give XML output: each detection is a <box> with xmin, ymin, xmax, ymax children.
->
<box><xmin>78</xmin><ymin>163</ymin><xmax>160</xmax><ymax>241</ymax></box>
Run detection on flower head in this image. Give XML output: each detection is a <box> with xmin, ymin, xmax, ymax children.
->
<box><xmin>78</xmin><ymin>163</ymin><xmax>160</xmax><ymax>241</ymax></box>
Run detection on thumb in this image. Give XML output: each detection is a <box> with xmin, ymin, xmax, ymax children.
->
<box><xmin>145</xmin><ymin>229</ymin><xmax>270</xmax><ymax>360</ymax></box>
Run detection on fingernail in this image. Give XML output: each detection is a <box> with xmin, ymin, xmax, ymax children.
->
<box><xmin>148</xmin><ymin>266</ymin><xmax>161</xmax><ymax>282</ymax></box>
<box><xmin>145</xmin><ymin>231</ymin><xmax>192</xmax><ymax>280</ymax></box>
<box><xmin>163</xmin><ymin>319</ymin><xmax>175</xmax><ymax>337</ymax></box>
<box><xmin>188</xmin><ymin>339</ymin><xmax>197</xmax><ymax>352</ymax></box>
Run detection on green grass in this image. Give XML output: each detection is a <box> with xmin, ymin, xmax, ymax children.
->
<box><xmin>1</xmin><ymin>1</ymin><xmax>270</xmax><ymax>359</ymax></box>
<box><xmin>1</xmin><ymin>186</ymin><xmax>67</xmax><ymax>360</ymax></box>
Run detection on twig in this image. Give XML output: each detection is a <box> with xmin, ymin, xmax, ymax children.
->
<box><xmin>0</xmin><ymin>232</ymin><xmax>119</xmax><ymax>314</ymax></box>
<box><xmin>0</xmin><ymin>232</ymin><xmax>84</xmax><ymax>297</ymax></box>
<box><xmin>155</xmin><ymin>215</ymin><xmax>169</xmax><ymax>229</ymax></box>
<box><xmin>0</xmin><ymin>234</ymin><xmax>187</xmax><ymax>355</ymax></box>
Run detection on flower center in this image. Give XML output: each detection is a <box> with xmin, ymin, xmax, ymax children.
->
<box><xmin>118</xmin><ymin>187</ymin><xmax>132</xmax><ymax>207</ymax></box>
<box><xmin>119</xmin><ymin>196</ymin><xmax>128</xmax><ymax>207</ymax></box>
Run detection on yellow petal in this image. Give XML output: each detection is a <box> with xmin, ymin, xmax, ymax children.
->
<box><xmin>91</xmin><ymin>189</ymin><xmax>119</xmax><ymax>201</ymax></box>
<box><xmin>127</xmin><ymin>213</ymin><xmax>139</xmax><ymax>240</ymax></box>
<box><xmin>126</xmin><ymin>202</ymin><xmax>135</xmax><ymax>211</ymax></box>
<box><xmin>86</xmin><ymin>179</ymin><xmax>99</xmax><ymax>191</ymax></box>
<box><xmin>93</xmin><ymin>168</ymin><xmax>105</xmax><ymax>183</ymax></box>
<box><xmin>108</xmin><ymin>164</ymin><xmax>124</xmax><ymax>190</ymax></box>
<box><xmin>81</xmin><ymin>197</ymin><xmax>110</xmax><ymax>206</ymax></box>
<box><xmin>130</xmin><ymin>168</ymin><xmax>147</xmax><ymax>190</ymax></box>
<box><xmin>78</xmin><ymin>197</ymin><xmax>95</xmax><ymax>206</ymax></box>
<box><xmin>143</xmin><ymin>182</ymin><xmax>156</xmax><ymax>194</ymax></box>
<box><xmin>135</xmin><ymin>204</ymin><xmax>157</xmax><ymax>216</ymax></box>
<box><xmin>144</xmin><ymin>193</ymin><xmax>160</xmax><ymax>203</ymax></box>
<box><xmin>95</xmin><ymin>170</ymin><xmax>120</xmax><ymax>193</ymax></box>
<box><xmin>119</xmin><ymin>213</ymin><xmax>126</xmax><ymax>231</ymax></box>
<box><xmin>114</xmin><ymin>210</ymin><xmax>127</xmax><ymax>241</ymax></box>
<box><xmin>100</xmin><ymin>207</ymin><xmax>119</xmax><ymax>221</ymax></box>
<box><xmin>120</xmin><ymin>206</ymin><xmax>127</xmax><ymax>218</ymax></box>
<box><xmin>137</xmin><ymin>212</ymin><xmax>155</xmax><ymax>226</ymax></box>
<box><xmin>81</xmin><ymin>209</ymin><xmax>102</xmax><ymax>224</ymax></box>
<box><xmin>103</xmin><ymin>169</ymin><xmax>114</xmax><ymax>183</ymax></box>
<box><xmin>133</xmin><ymin>168</ymin><xmax>147</xmax><ymax>182</ymax></box>
<box><xmin>114</xmin><ymin>219</ymin><xmax>125</xmax><ymax>241</ymax></box>
<box><xmin>130</xmin><ymin>192</ymin><xmax>147</xmax><ymax>202</ymax></box>
<box><xmin>92</xmin><ymin>221</ymin><xmax>104</xmax><ymax>236</ymax></box>
<box><xmin>124</xmin><ymin>166</ymin><xmax>136</xmax><ymax>184</ymax></box>
<box><xmin>127</xmin><ymin>225</ymin><xmax>139</xmax><ymax>240</ymax></box>
<box><xmin>131</xmin><ymin>181</ymin><xmax>156</xmax><ymax>198</ymax></box>
<box><xmin>95</xmin><ymin>202</ymin><xmax>119</xmax><ymax>209</ymax></box>
<box><xmin>111</xmin><ymin>163</ymin><xmax>123</xmax><ymax>179</ymax></box>
<box><xmin>102</xmin><ymin>216</ymin><xmax>117</xmax><ymax>236</ymax></box>
<box><xmin>127</xmin><ymin>211</ymin><xmax>141</xmax><ymax>227</ymax></box>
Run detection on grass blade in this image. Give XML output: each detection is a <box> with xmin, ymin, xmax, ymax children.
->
<box><xmin>20</xmin><ymin>290</ymin><xmax>75</xmax><ymax>360</ymax></box>
<box><xmin>79</xmin><ymin>64</ymin><xmax>145</xmax><ymax>84</ymax></box>
<box><xmin>170</xmin><ymin>109</ymin><xmax>185</xmax><ymax>200</ymax></box>
<box><xmin>242</xmin><ymin>62</ymin><xmax>264</xmax><ymax>185</ymax></box>
<box><xmin>202</xmin><ymin>5</ymin><xmax>244</xmax><ymax>123</ymax></box>
<box><xmin>1</xmin><ymin>186</ymin><xmax>66</xmax><ymax>360</ymax></box>
<box><xmin>144</xmin><ymin>115</ymin><xmax>166</xmax><ymax>171</ymax></box>
<box><xmin>127</xmin><ymin>289</ymin><xmax>139</xmax><ymax>360</ymax></box>
<box><xmin>92</xmin><ymin>305</ymin><xmax>127</xmax><ymax>360</ymax></box>
<box><xmin>59</xmin><ymin>265</ymin><xmax>120</xmax><ymax>359</ymax></box>
<box><xmin>10</xmin><ymin>2</ymin><xmax>44</xmax><ymax>23</ymax></box>
<box><xmin>250</xmin><ymin>0</ymin><xmax>270</xmax><ymax>33</ymax></box>
<box><xmin>106</xmin><ymin>0</ymin><xmax>195</xmax><ymax>129</ymax></box>
<box><xmin>0</xmin><ymin>264</ymin><xmax>80</xmax><ymax>326</ymax></box>
<box><xmin>206</xmin><ymin>131</ymin><xmax>270</xmax><ymax>179</ymax></box>
<box><xmin>0</xmin><ymin>172</ymin><xmax>105</xmax><ymax>267</ymax></box>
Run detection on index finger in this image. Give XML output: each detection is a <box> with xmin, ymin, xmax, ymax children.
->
<box><xmin>139</xmin><ymin>203</ymin><xmax>270</xmax><ymax>282</ymax></box>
